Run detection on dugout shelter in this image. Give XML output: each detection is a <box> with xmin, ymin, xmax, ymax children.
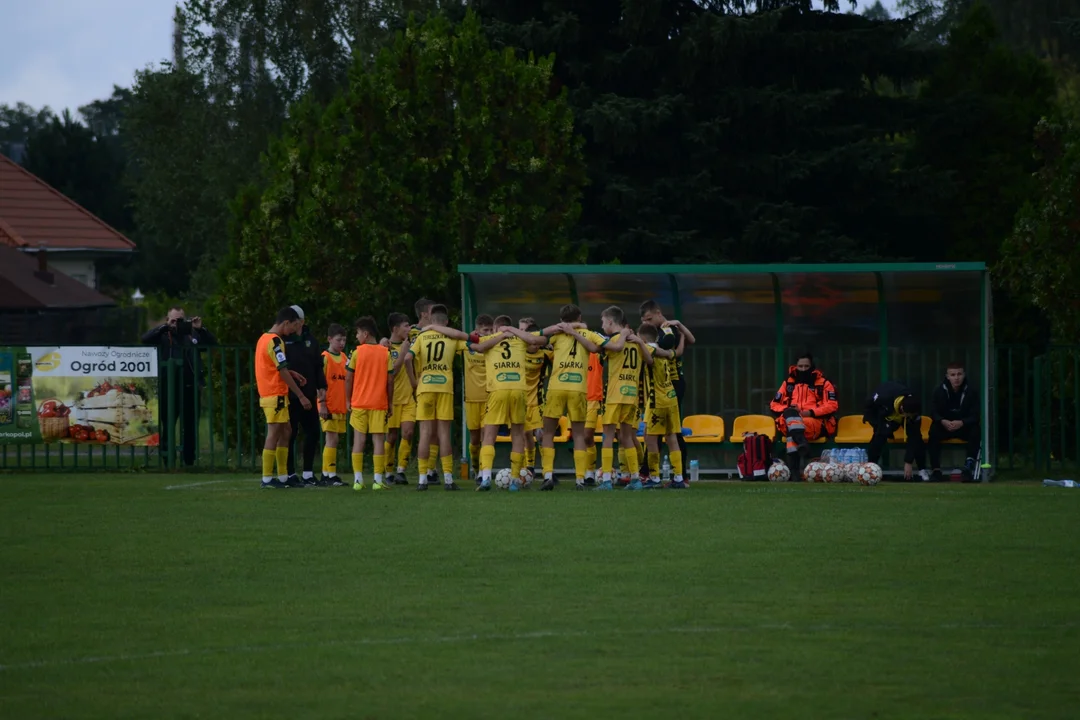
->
<box><xmin>458</xmin><ymin>263</ymin><xmax>993</xmax><ymax>477</ymax></box>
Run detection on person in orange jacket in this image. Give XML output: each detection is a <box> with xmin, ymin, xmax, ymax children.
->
<box><xmin>769</xmin><ymin>352</ymin><xmax>839</xmax><ymax>476</ymax></box>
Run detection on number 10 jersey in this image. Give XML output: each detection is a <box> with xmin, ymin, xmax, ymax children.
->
<box><xmin>409</xmin><ymin>330</ymin><xmax>465</xmax><ymax>395</ymax></box>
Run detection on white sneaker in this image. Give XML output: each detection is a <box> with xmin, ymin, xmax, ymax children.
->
<box><xmin>918</xmin><ymin>469</ymin><xmax>930</xmax><ymax>482</ymax></box>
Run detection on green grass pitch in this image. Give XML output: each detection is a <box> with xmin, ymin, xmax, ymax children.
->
<box><xmin>1</xmin><ymin>475</ymin><xmax>1077</xmax><ymax>718</ymax></box>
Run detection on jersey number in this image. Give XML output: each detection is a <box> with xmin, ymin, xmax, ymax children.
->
<box><xmin>425</xmin><ymin>340</ymin><xmax>446</xmax><ymax>363</ymax></box>
<box><xmin>499</xmin><ymin>341</ymin><xmax>512</xmax><ymax>360</ymax></box>
<box><xmin>626</xmin><ymin>346</ymin><xmax>639</xmax><ymax>370</ymax></box>
<box><xmin>568</xmin><ymin>340</ymin><xmax>578</xmax><ymax>358</ymax></box>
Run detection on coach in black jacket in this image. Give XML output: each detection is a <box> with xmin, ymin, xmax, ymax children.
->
<box><xmin>284</xmin><ymin>307</ymin><xmax>326</xmax><ymax>485</ymax></box>
<box><xmin>863</xmin><ymin>380</ymin><xmax>928</xmax><ymax>480</ymax></box>
<box><xmin>928</xmin><ymin>363</ymin><xmax>981</xmax><ymax>482</ymax></box>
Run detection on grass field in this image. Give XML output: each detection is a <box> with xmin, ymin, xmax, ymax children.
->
<box><xmin>1</xmin><ymin>475</ymin><xmax>1078</xmax><ymax>719</ymax></box>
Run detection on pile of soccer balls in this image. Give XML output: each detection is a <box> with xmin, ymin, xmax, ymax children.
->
<box><xmin>767</xmin><ymin>459</ymin><xmax>882</xmax><ymax>486</ymax></box>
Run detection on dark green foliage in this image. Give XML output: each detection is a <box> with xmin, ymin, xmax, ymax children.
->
<box><xmin>212</xmin><ymin>11</ymin><xmax>586</xmax><ymax>342</ymax></box>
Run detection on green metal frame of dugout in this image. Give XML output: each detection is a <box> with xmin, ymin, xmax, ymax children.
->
<box><xmin>458</xmin><ymin>263</ymin><xmax>993</xmax><ymax>476</ymax></box>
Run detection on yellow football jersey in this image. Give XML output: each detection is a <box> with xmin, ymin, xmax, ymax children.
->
<box><xmin>388</xmin><ymin>341</ymin><xmax>413</xmax><ymax>404</ymax></box>
<box><xmin>409</xmin><ymin>330</ymin><xmax>464</xmax><ymax>394</ymax></box>
<box><xmin>604</xmin><ymin>333</ymin><xmax>642</xmax><ymax>405</ymax></box>
<box><xmin>462</xmin><ymin>345</ymin><xmax>488</xmax><ymax>403</ymax></box>
<box><xmin>481</xmin><ymin>333</ymin><xmax>537</xmax><ymax>392</ymax></box>
<box><xmin>524</xmin><ymin>347</ymin><xmax>549</xmax><ymax>407</ymax></box>
<box><xmin>546</xmin><ymin>329</ymin><xmax>607</xmax><ymax>394</ymax></box>
<box><xmin>646</xmin><ymin>344</ymin><xmax>677</xmax><ymax>408</ymax></box>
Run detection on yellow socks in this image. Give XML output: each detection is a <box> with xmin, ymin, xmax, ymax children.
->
<box><xmin>441</xmin><ymin>454</ymin><xmax>453</xmax><ymax>478</ymax></box>
<box><xmin>636</xmin><ymin>442</ymin><xmax>645</xmax><ymax>467</ymax></box>
<box><xmin>275</xmin><ymin>446</ymin><xmax>289</xmax><ymax>478</ymax></box>
<box><xmin>480</xmin><ymin>445</ymin><xmax>496</xmax><ymax>472</ymax></box>
<box><xmin>261</xmin><ymin>449</ymin><xmax>276</xmax><ymax>479</ymax></box>
<box><xmin>322</xmin><ymin>446</ymin><xmax>337</xmax><ymax>477</ymax></box>
<box><xmin>351</xmin><ymin>453</ymin><xmax>363</xmax><ymax>480</ymax></box>
<box><xmin>429</xmin><ymin>444</ymin><xmax>439</xmax><ymax>467</ymax></box>
<box><xmin>397</xmin><ymin>437</ymin><xmax>412</xmax><ymax>471</ymax></box>
<box><xmin>626</xmin><ymin>447</ymin><xmax>640</xmax><ymax>476</ymax></box>
<box><xmin>373</xmin><ymin>453</ymin><xmax>385</xmax><ymax>484</ymax></box>
<box><xmin>525</xmin><ymin>447</ymin><xmax>536</xmax><ymax>468</ymax></box>
<box><xmin>586</xmin><ymin>445</ymin><xmax>597</xmax><ymax>475</ymax></box>
<box><xmin>601</xmin><ymin>447</ymin><xmax>614</xmax><ymax>475</ymax></box>
<box><xmin>470</xmin><ymin>443</ymin><xmax>481</xmax><ymax>473</ymax></box>
<box><xmin>670</xmin><ymin>450</ymin><xmax>683</xmax><ymax>477</ymax></box>
<box><xmin>573</xmin><ymin>449</ymin><xmax>587</xmax><ymax>481</ymax></box>
<box><xmin>417</xmin><ymin>453</ymin><xmax>429</xmax><ymax>481</ymax></box>
<box><xmin>540</xmin><ymin>447</ymin><xmax>556</xmax><ymax>477</ymax></box>
<box><xmin>618</xmin><ymin>448</ymin><xmax>627</xmax><ymax>474</ymax></box>
<box><xmin>510</xmin><ymin>451</ymin><xmax>523</xmax><ymax>481</ymax></box>
<box><xmin>648</xmin><ymin>451</ymin><xmax>660</xmax><ymax>477</ymax></box>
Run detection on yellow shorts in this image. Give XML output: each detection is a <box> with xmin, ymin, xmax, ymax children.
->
<box><xmin>545</xmin><ymin>390</ymin><xmax>587</xmax><ymax>423</ymax></box>
<box><xmin>484</xmin><ymin>389</ymin><xmax>527</xmax><ymax>426</ymax></box>
<box><xmin>417</xmin><ymin>392</ymin><xmax>454</xmax><ymax>422</ymax></box>
<box><xmin>260</xmin><ymin>395</ymin><xmax>289</xmax><ymax>424</ymax></box>
<box><xmin>525</xmin><ymin>404</ymin><xmax>543</xmax><ymax>432</ymax></box>
<box><xmin>587</xmin><ymin>400</ymin><xmax>602</xmax><ymax>432</ymax></box>
<box><xmin>350</xmin><ymin>408</ymin><xmax>387</xmax><ymax>434</ymax></box>
<box><xmin>388</xmin><ymin>398</ymin><xmax>417</xmax><ymax>430</ymax></box>
<box><xmin>466</xmin><ymin>401</ymin><xmax>486</xmax><ymax>431</ymax></box>
<box><xmin>320</xmin><ymin>413</ymin><xmax>347</xmax><ymax>434</ymax></box>
<box><xmin>646</xmin><ymin>404</ymin><xmax>682</xmax><ymax>436</ymax></box>
<box><xmin>602</xmin><ymin>403</ymin><xmax>639</xmax><ymax>427</ymax></box>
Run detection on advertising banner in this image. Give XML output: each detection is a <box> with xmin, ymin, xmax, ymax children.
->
<box><xmin>0</xmin><ymin>346</ymin><xmax>159</xmax><ymax>446</ymax></box>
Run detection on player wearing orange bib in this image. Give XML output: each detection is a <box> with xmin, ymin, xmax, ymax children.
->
<box><xmin>345</xmin><ymin>316</ymin><xmax>394</xmax><ymax>490</ymax></box>
<box><xmin>537</xmin><ymin>304</ymin><xmax>608</xmax><ymax>490</ymax></box>
<box><xmin>318</xmin><ymin>323</ymin><xmax>349</xmax><ymax>486</ymax></box>
<box><xmin>257</xmin><ymin>307</ymin><xmax>309</xmax><ymax>488</ymax></box>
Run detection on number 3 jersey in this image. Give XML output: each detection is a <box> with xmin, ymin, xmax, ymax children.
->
<box><xmin>478</xmin><ymin>333</ymin><xmax>539</xmax><ymax>392</ymax></box>
<box><xmin>409</xmin><ymin>330</ymin><xmax>466</xmax><ymax>394</ymax></box>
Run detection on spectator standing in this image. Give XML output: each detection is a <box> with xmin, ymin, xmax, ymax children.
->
<box><xmin>141</xmin><ymin>306</ymin><xmax>216</xmax><ymax>466</ymax></box>
<box><xmin>284</xmin><ymin>305</ymin><xmax>326</xmax><ymax>485</ymax></box>
<box><xmin>928</xmin><ymin>362</ymin><xmax>982</xmax><ymax>482</ymax></box>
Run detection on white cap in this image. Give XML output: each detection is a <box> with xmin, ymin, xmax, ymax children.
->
<box><xmin>290</xmin><ymin>304</ymin><xmax>305</xmax><ymax>321</ymax></box>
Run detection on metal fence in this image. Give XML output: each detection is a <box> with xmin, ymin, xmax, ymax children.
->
<box><xmin>1</xmin><ymin>344</ymin><xmax>1075</xmax><ymax>474</ymax></box>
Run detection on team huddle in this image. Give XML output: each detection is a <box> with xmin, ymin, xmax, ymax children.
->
<box><xmin>254</xmin><ymin>299</ymin><xmax>695</xmax><ymax>491</ymax></box>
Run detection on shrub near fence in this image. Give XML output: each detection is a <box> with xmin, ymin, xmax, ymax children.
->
<box><xmin>0</xmin><ymin>344</ymin><xmax>1074</xmax><ymax>474</ymax></box>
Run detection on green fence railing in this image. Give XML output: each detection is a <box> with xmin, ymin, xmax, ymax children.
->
<box><xmin>0</xmin><ymin>343</ymin><xmax>1070</xmax><ymax>474</ymax></box>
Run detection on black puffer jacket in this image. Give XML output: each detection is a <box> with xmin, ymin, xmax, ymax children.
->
<box><xmin>931</xmin><ymin>376</ymin><xmax>979</xmax><ymax>426</ymax></box>
<box><xmin>284</xmin><ymin>326</ymin><xmax>326</xmax><ymax>401</ymax></box>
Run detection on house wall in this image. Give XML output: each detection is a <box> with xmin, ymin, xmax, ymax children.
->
<box><xmin>47</xmin><ymin>258</ymin><xmax>97</xmax><ymax>288</ymax></box>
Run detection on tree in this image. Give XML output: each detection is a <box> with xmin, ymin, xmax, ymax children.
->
<box><xmin>1001</xmin><ymin>110</ymin><xmax>1080</xmax><ymax>343</ymax></box>
<box><xmin>0</xmin><ymin>103</ymin><xmax>54</xmax><ymax>162</ymax></box>
<box><xmin>863</xmin><ymin>1</ymin><xmax>891</xmax><ymax>20</ymax></box>
<box><xmin>476</xmin><ymin>0</ymin><xmax>940</xmax><ymax>264</ymax></box>
<box><xmin>896</xmin><ymin>0</ymin><xmax>972</xmax><ymax>44</ymax></box>
<box><xmin>212</xmin><ymin>10</ymin><xmax>586</xmax><ymax>342</ymax></box>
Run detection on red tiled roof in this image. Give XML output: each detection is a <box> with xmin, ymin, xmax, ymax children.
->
<box><xmin>0</xmin><ymin>244</ymin><xmax>117</xmax><ymax>310</ymax></box>
<box><xmin>0</xmin><ymin>153</ymin><xmax>135</xmax><ymax>252</ymax></box>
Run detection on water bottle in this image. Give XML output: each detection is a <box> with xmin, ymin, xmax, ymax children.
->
<box><xmin>822</xmin><ymin>449</ymin><xmax>832</xmax><ymax>464</ymax></box>
<box><xmin>689</xmin><ymin>459</ymin><xmax>699</xmax><ymax>482</ymax></box>
<box><xmin>1043</xmin><ymin>479</ymin><xmax>1077</xmax><ymax>488</ymax></box>
<box><xmin>661</xmin><ymin>455</ymin><xmax>671</xmax><ymax>483</ymax></box>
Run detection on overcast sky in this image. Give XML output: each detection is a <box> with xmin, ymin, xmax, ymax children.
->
<box><xmin>0</xmin><ymin>0</ymin><xmax>900</xmax><ymax>115</ymax></box>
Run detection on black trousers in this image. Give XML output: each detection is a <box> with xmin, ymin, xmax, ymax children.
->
<box><xmin>868</xmin><ymin>417</ymin><xmax>926</xmax><ymax>468</ymax></box>
<box><xmin>674</xmin><ymin>377</ymin><xmax>687</xmax><ymax>458</ymax></box>
<box><xmin>287</xmin><ymin>395</ymin><xmax>320</xmax><ymax>475</ymax></box>
<box><xmin>928</xmin><ymin>422</ymin><xmax>981</xmax><ymax>468</ymax></box>
<box><xmin>160</xmin><ymin>383</ymin><xmax>197</xmax><ymax>467</ymax></box>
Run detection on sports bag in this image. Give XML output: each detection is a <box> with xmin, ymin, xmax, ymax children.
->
<box><xmin>737</xmin><ymin>432</ymin><xmax>772</xmax><ymax>480</ymax></box>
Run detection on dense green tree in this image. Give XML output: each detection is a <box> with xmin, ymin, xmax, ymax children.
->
<box><xmin>212</xmin><ymin>11</ymin><xmax>586</xmax><ymax>342</ymax></box>
<box><xmin>863</xmin><ymin>1</ymin><xmax>891</xmax><ymax>20</ymax></box>
<box><xmin>1001</xmin><ymin>109</ymin><xmax>1080</xmax><ymax>343</ymax></box>
<box><xmin>476</xmin><ymin>0</ymin><xmax>939</xmax><ymax>264</ymax></box>
<box><xmin>0</xmin><ymin>103</ymin><xmax>53</xmax><ymax>161</ymax></box>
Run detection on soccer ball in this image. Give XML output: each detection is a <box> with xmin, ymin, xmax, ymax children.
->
<box><xmin>821</xmin><ymin>464</ymin><xmax>842</xmax><ymax>483</ymax></box>
<box><xmin>839</xmin><ymin>463</ymin><xmax>857</xmax><ymax>483</ymax></box>
<box><xmin>521</xmin><ymin>467</ymin><xmax>535</xmax><ymax>487</ymax></box>
<box><xmin>802</xmin><ymin>461</ymin><xmax>826</xmax><ymax>483</ymax></box>
<box><xmin>767</xmin><ymin>461</ymin><xmax>790</xmax><ymax>482</ymax></box>
<box><xmin>853</xmin><ymin>462</ymin><xmax>883</xmax><ymax>486</ymax></box>
<box><xmin>494</xmin><ymin>468</ymin><xmax>513</xmax><ymax>489</ymax></box>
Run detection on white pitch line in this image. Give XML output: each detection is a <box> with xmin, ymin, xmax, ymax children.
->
<box><xmin>163</xmin><ymin>479</ymin><xmax>257</xmax><ymax>490</ymax></box>
<box><xmin>2</xmin><ymin>621</ymin><xmax>1075</xmax><ymax>672</ymax></box>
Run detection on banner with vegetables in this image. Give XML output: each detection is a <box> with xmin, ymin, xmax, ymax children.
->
<box><xmin>0</xmin><ymin>346</ymin><xmax>159</xmax><ymax>446</ymax></box>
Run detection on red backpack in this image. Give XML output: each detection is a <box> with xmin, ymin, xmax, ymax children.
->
<box><xmin>737</xmin><ymin>433</ymin><xmax>772</xmax><ymax>480</ymax></box>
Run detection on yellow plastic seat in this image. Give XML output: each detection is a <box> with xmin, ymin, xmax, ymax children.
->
<box><xmin>682</xmin><ymin>414</ymin><xmax>725</xmax><ymax>443</ymax></box>
<box><xmin>730</xmin><ymin>414</ymin><xmax>777</xmax><ymax>443</ymax></box>
<box><xmin>834</xmin><ymin>415</ymin><xmax>872</xmax><ymax>444</ymax></box>
<box><xmin>552</xmin><ymin>416</ymin><xmax>571</xmax><ymax>443</ymax></box>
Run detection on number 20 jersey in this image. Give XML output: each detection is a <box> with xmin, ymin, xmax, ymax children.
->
<box><xmin>409</xmin><ymin>330</ymin><xmax>465</xmax><ymax>394</ymax></box>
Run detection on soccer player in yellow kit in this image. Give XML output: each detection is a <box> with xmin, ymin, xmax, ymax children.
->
<box><xmin>427</xmin><ymin>315</ymin><xmax>547</xmax><ymax>491</ymax></box>
<box><xmin>463</xmin><ymin>314</ymin><xmax>494</xmax><ymax>482</ymax></box>
<box><xmin>537</xmin><ymin>304</ymin><xmax>608</xmax><ymax>490</ymax></box>
<box><xmin>386</xmin><ymin>313</ymin><xmax>416</xmax><ymax>485</ymax></box>
<box><xmin>637</xmin><ymin>322</ymin><xmax>686</xmax><ymax>489</ymax></box>
<box><xmin>519</xmin><ymin>317</ymin><xmax>551</xmax><ymax>481</ymax></box>
<box><xmin>409</xmin><ymin>297</ymin><xmax>441</xmax><ymax>481</ymax></box>
<box><xmin>597</xmin><ymin>306</ymin><xmax>649</xmax><ymax>491</ymax></box>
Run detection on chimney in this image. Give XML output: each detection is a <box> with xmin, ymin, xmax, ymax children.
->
<box><xmin>34</xmin><ymin>247</ymin><xmax>54</xmax><ymax>285</ymax></box>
